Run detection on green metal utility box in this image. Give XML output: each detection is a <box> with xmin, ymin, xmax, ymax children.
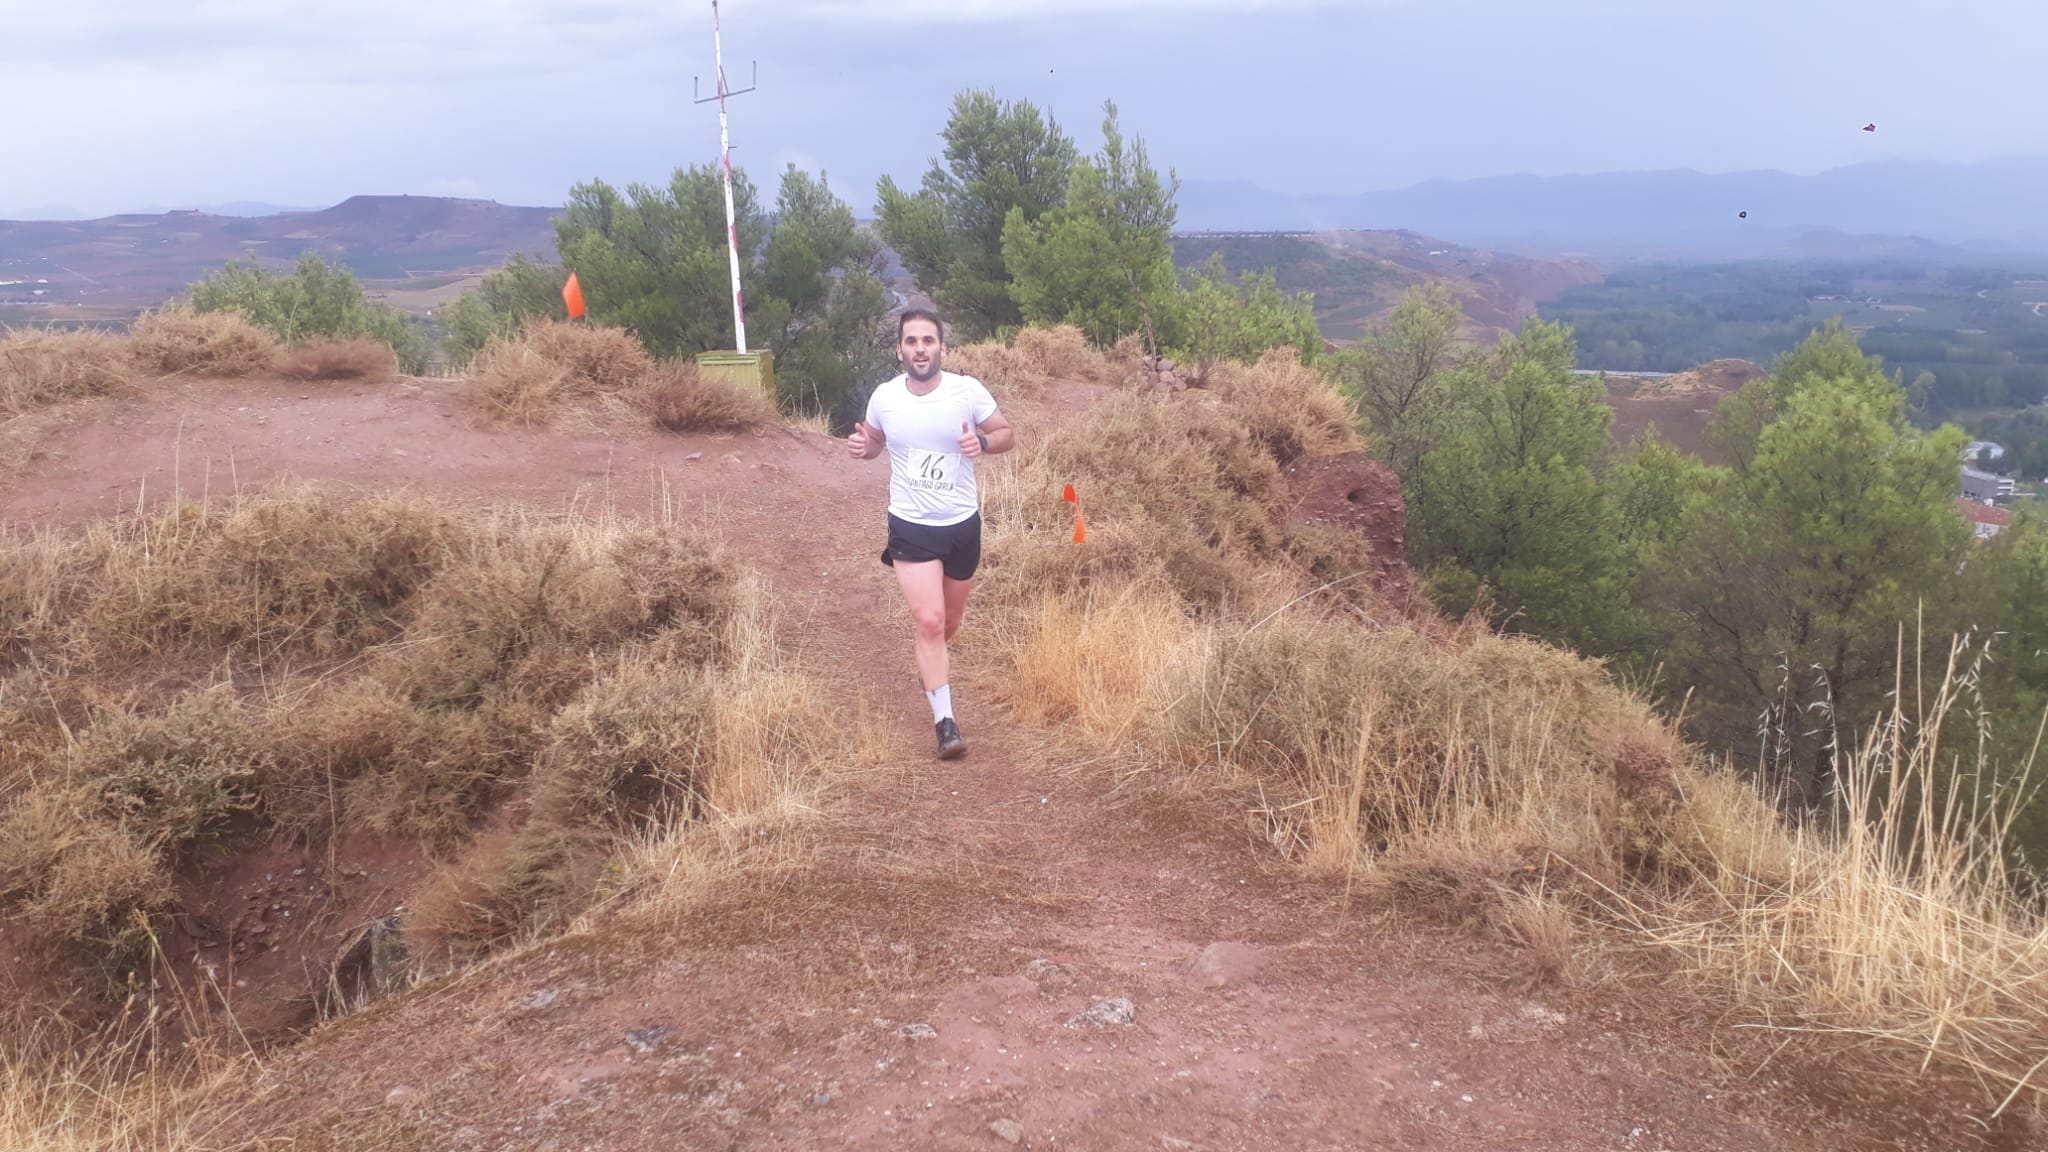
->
<box><xmin>695</xmin><ymin>350</ymin><xmax>775</xmax><ymax>401</ymax></box>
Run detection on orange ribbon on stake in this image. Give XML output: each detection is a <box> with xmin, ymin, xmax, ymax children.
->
<box><xmin>1062</xmin><ymin>484</ymin><xmax>1086</xmax><ymax>543</ymax></box>
<box><xmin>562</xmin><ymin>272</ymin><xmax>587</xmax><ymax>320</ymax></box>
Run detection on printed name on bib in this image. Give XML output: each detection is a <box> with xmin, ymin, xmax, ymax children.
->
<box><xmin>908</xmin><ymin>449</ymin><xmax>961</xmax><ymax>493</ymax></box>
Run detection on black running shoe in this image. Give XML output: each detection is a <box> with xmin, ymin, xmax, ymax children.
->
<box><xmin>935</xmin><ymin>717</ymin><xmax>967</xmax><ymax>761</ymax></box>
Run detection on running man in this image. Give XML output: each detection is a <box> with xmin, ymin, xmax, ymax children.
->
<box><xmin>847</xmin><ymin>309</ymin><xmax>1015</xmax><ymax>760</ymax></box>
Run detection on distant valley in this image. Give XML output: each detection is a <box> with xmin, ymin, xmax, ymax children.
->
<box><xmin>0</xmin><ymin>195</ymin><xmax>558</xmax><ymax>327</ymax></box>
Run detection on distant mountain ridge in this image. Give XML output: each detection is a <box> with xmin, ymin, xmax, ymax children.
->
<box><xmin>0</xmin><ymin>196</ymin><xmax>561</xmax><ymax>322</ymax></box>
<box><xmin>1179</xmin><ymin>157</ymin><xmax>2048</xmax><ymax>261</ymax></box>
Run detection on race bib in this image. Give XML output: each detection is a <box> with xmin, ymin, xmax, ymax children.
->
<box><xmin>907</xmin><ymin>448</ymin><xmax>961</xmax><ymax>493</ymax></box>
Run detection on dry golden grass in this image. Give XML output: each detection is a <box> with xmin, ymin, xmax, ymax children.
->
<box><xmin>0</xmin><ymin>486</ymin><xmax>826</xmax><ymax>975</ymax></box>
<box><xmin>636</xmin><ymin>359</ymin><xmax>777</xmax><ymax>434</ymax></box>
<box><xmin>277</xmin><ymin>338</ymin><xmax>398</xmax><ymax>383</ymax></box>
<box><xmin>945</xmin><ymin>341</ymin><xmax>1044</xmax><ymax>402</ymax></box>
<box><xmin>406</xmin><ymin>574</ymin><xmax>842</xmax><ymax>958</ymax></box>
<box><xmin>978</xmin><ymin>389</ymin><xmax>1283</xmax><ymax>611</ymax></box>
<box><xmin>0</xmin><ymin>1023</ymin><xmax>260</xmax><ymax>1152</ymax></box>
<box><xmin>947</xmin><ymin>325</ymin><xmax>1115</xmax><ymax>402</ymax></box>
<box><xmin>1011</xmin><ymin>324</ymin><xmax>1110</xmax><ymax>383</ymax></box>
<box><xmin>1612</xmin><ymin>653</ymin><xmax>2048</xmax><ymax>1118</ymax></box>
<box><xmin>1206</xmin><ymin>347</ymin><xmax>1361</xmax><ymax>466</ymax></box>
<box><xmin>126</xmin><ymin>308</ymin><xmax>278</xmax><ymax>378</ymax></box>
<box><xmin>464</xmin><ymin>319</ymin><xmax>654</xmax><ymax>426</ymax></box>
<box><xmin>0</xmin><ymin>328</ymin><xmax>137</xmax><ymax>416</ymax></box>
<box><xmin>0</xmin><ymin>486</ymin><xmax>455</xmax><ymax>665</ymax></box>
<box><xmin>520</xmin><ymin>318</ymin><xmax>654</xmax><ymax>391</ymax></box>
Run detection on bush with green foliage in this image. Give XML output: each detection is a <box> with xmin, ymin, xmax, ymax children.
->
<box><xmin>187</xmin><ymin>252</ymin><xmax>429</xmax><ymax>373</ymax></box>
<box><xmin>1168</xmin><ymin>254</ymin><xmax>1322</xmax><ymax>369</ymax></box>
<box><xmin>876</xmin><ymin>90</ymin><xmax>1077</xmax><ymax>340</ymax></box>
<box><xmin>1406</xmin><ymin>319</ymin><xmax>1632</xmax><ymax>652</ymax></box>
<box><xmin>1004</xmin><ymin>101</ymin><xmax>1178</xmax><ymax>349</ymax></box>
<box><xmin>1640</xmin><ymin>322</ymin><xmax>1976</xmax><ymax>802</ymax></box>
<box><xmin>445</xmin><ymin>165</ymin><xmax>889</xmax><ymax>424</ymax></box>
<box><xmin>438</xmin><ymin>255</ymin><xmax>563</xmax><ymax>369</ymax></box>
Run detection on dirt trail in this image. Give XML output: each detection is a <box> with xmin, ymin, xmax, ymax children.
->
<box><xmin>0</xmin><ymin>377</ymin><xmax>1914</xmax><ymax>1151</ymax></box>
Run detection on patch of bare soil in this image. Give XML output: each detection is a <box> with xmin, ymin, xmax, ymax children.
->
<box><xmin>1636</xmin><ymin>359</ymin><xmax>1766</xmax><ymax>398</ymax></box>
<box><xmin>0</xmin><ymin>374</ymin><xmax>2003</xmax><ymax>1152</ymax></box>
<box><xmin>1278</xmin><ymin>450</ymin><xmax>1412</xmax><ymax>610</ymax></box>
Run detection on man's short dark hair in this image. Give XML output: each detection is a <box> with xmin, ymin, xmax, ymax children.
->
<box><xmin>896</xmin><ymin>308</ymin><xmax>946</xmax><ymax>344</ymax></box>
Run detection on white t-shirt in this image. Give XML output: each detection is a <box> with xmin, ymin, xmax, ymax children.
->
<box><xmin>865</xmin><ymin>371</ymin><xmax>1001</xmax><ymax>527</ymax></box>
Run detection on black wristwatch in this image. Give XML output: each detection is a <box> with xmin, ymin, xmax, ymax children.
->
<box><xmin>976</xmin><ymin>432</ymin><xmax>989</xmax><ymax>453</ymax></box>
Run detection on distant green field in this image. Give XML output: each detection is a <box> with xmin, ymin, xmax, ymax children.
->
<box><xmin>1541</xmin><ymin>260</ymin><xmax>2048</xmax><ymax>422</ymax></box>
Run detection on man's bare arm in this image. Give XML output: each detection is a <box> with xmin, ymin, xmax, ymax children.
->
<box><xmin>975</xmin><ymin>411</ymin><xmax>1016</xmax><ymax>455</ymax></box>
<box><xmin>848</xmin><ymin>420</ymin><xmax>887</xmax><ymax>460</ymax></box>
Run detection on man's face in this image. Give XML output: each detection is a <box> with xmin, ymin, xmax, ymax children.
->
<box><xmin>898</xmin><ymin>318</ymin><xmax>944</xmax><ymax>381</ymax></box>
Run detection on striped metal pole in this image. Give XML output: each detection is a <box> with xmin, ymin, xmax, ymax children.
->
<box><xmin>711</xmin><ymin>0</ymin><xmax>747</xmax><ymax>352</ymax></box>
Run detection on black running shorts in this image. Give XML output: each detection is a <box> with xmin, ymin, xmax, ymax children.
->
<box><xmin>880</xmin><ymin>512</ymin><xmax>983</xmax><ymax>582</ymax></box>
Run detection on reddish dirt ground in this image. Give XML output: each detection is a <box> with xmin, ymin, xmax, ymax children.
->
<box><xmin>1278</xmin><ymin>450</ymin><xmax>1412</xmax><ymax>610</ymax></box>
<box><xmin>0</xmin><ymin>373</ymin><xmax>2010</xmax><ymax>1151</ymax></box>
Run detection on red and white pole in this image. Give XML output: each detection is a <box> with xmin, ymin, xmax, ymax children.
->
<box><xmin>711</xmin><ymin>0</ymin><xmax>747</xmax><ymax>352</ymax></box>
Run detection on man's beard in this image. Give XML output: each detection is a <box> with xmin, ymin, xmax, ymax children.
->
<box><xmin>905</xmin><ymin>355</ymin><xmax>942</xmax><ymax>382</ymax></box>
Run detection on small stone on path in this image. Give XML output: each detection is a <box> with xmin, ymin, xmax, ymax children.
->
<box><xmin>1023</xmin><ymin>958</ymin><xmax>1072</xmax><ymax>991</ymax></box>
<box><xmin>384</xmin><ymin>1084</ymin><xmax>416</xmax><ymax>1106</ymax></box>
<box><xmin>1067</xmin><ymin>997</ymin><xmax>1135</xmax><ymax>1028</ymax></box>
<box><xmin>623</xmin><ymin>1025</ymin><xmax>670</xmax><ymax>1053</ymax></box>
<box><xmin>1189</xmin><ymin>942</ymin><xmax>1267</xmax><ymax>989</ymax></box>
<box><xmin>899</xmin><ymin>1023</ymin><xmax>938</xmax><ymax>1039</ymax></box>
<box><xmin>524</xmin><ymin>989</ymin><xmax>559</xmax><ymax>1010</ymax></box>
<box><xmin>989</xmin><ymin>1117</ymin><xmax>1024</xmax><ymax>1144</ymax></box>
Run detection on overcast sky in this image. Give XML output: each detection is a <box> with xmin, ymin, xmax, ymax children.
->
<box><xmin>5</xmin><ymin>0</ymin><xmax>2042</xmax><ymax>218</ymax></box>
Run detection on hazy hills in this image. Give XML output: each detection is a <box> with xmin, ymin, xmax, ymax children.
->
<box><xmin>1180</xmin><ymin>157</ymin><xmax>2048</xmax><ymax>262</ymax></box>
<box><xmin>0</xmin><ymin>196</ymin><xmax>558</xmax><ymax>322</ymax></box>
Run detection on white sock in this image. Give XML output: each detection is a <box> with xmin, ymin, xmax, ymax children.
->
<box><xmin>927</xmin><ymin>684</ymin><xmax>954</xmax><ymax>722</ymax></box>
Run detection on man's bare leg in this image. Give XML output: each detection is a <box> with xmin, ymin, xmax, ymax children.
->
<box><xmin>942</xmin><ymin>575</ymin><xmax>974</xmax><ymax>643</ymax></box>
<box><xmin>896</xmin><ymin>560</ymin><xmax>968</xmax><ymax>759</ymax></box>
<box><xmin>894</xmin><ymin>559</ymin><xmax>949</xmax><ymax>692</ymax></box>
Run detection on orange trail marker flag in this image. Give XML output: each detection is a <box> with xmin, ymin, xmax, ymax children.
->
<box><xmin>562</xmin><ymin>272</ymin><xmax>587</xmax><ymax>320</ymax></box>
<box><xmin>1062</xmin><ymin>484</ymin><xmax>1077</xmax><ymax>503</ymax></box>
<box><xmin>1072</xmin><ymin>512</ymin><xmax>1086</xmax><ymax>544</ymax></box>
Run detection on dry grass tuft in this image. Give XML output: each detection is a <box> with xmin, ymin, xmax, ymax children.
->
<box><xmin>464</xmin><ymin>319</ymin><xmax>654</xmax><ymax>426</ymax></box>
<box><xmin>1001</xmin><ymin>580</ymin><xmax>1187</xmax><ymax>739</ymax></box>
<box><xmin>0</xmin><ymin>487</ymin><xmax>851</xmax><ymax>1143</ymax></box>
<box><xmin>2</xmin><ymin>486</ymin><xmax>456</xmax><ymax>665</ymax></box>
<box><xmin>1614</xmin><ymin>654</ymin><xmax>2048</xmax><ymax>1116</ymax></box>
<box><xmin>948</xmin><ymin>325</ymin><xmax>1115</xmax><ymax>401</ymax></box>
<box><xmin>0</xmin><ymin>328</ymin><xmax>137</xmax><ymax>416</ymax></box>
<box><xmin>1011</xmin><ymin>324</ymin><xmax>1110</xmax><ymax>383</ymax></box>
<box><xmin>408</xmin><ymin>575</ymin><xmax>841</xmax><ymax>957</ymax></box>
<box><xmin>636</xmin><ymin>359</ymin><xmax>777</xmax><ymax>434</ymax></box>
<box><xmin>945</xmin><ymin>341</ymin><xmax>1044</xmax><ymax>401</ymax></box>
<box><xmin>126</xmin><ymin>308</ymin><xmax>278</xmax><ymax>378</ymax></box>
<box><xmin>277</xmin><ymin>338</ymin><xmax>398</xmax><ymax>383</ymax></box>
<box><xmin>0</xmin><ymin>688</ymin><xmax>264</xmax><ymax>958</ymax></box>
<box><xmin>979</xmin><ymin>390</ymin><xmax>1282</xmax><ymax>611</ymax></box>
<box><xmin>1206</xmin><ymin>347</ymin><xmax>1360</xmax><ymax>466</ymax></box>
<box><xmin>0</xmin><ymin>1024</ymin><xmax>260</xmax><ymax>1152</ymax></box>
<box><xmin>520</xmin><ymin>318</ymin><xmax>654</xmax><ymax>391</ymax></box>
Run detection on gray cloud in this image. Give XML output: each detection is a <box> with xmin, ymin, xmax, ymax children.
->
<box><xmin>7</xmin><ymin>0</ymin><xmax>2046</xmax><ymax>220</ymax></box>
